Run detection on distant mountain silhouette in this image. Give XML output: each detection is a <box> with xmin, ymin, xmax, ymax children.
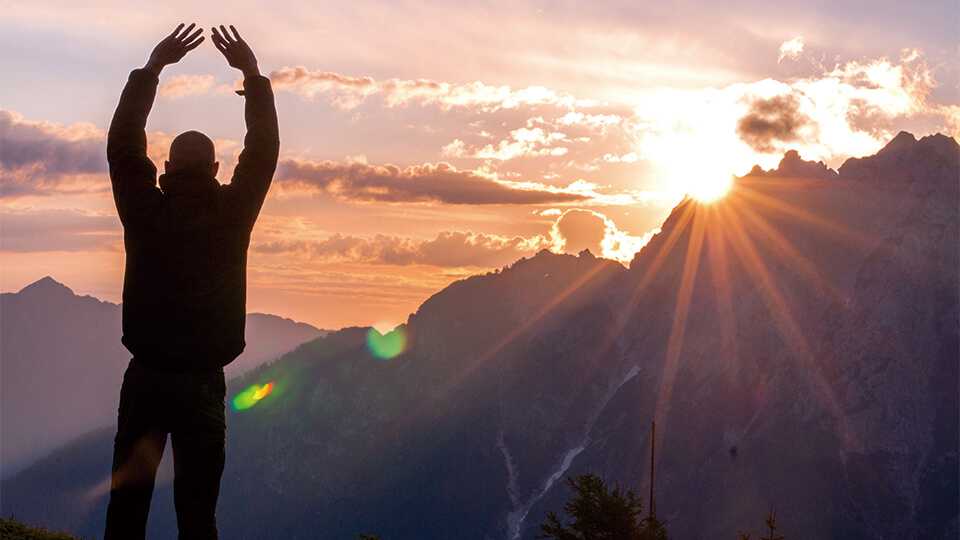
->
<box><xmin>3</xmin><ymin>133</ymin><xmax>957</xmax><ymax>539</ymax></box>
<box><xmin>0</xmin><ymin>278</ymin><xmax>326</xmax><ymax>476</ymax></box>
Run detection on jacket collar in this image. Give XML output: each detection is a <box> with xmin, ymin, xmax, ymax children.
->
<box><xmin>159</xmin><ymin>170</ymin><xmax>220</xmax><ymax>196</ymax></box>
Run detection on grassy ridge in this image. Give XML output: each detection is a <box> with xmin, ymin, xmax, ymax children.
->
<box><xmin>0</xmin><ymin>518</ymin><xmax>79</xmax><ymax>540</ymax></box>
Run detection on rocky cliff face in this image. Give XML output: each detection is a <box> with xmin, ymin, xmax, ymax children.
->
<box><xmin>3</xmin><ymin>133</ymin><xmax>956</xmax><ymax>539</ymax></box>
<box><xmin>0</xmin><ymin>279</ymin><xmax>325</xmax><ymax>477</ymax></box>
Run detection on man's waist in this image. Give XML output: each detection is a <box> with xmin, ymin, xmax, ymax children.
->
<box><xmin>129</xmin><ymin>354</ymin><xmax>228</xmax><ymax>374</ymax></box>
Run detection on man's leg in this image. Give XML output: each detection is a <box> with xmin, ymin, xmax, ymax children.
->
<box><xmin>105</xmin><ymin>366</ymin><xmax>168</xmax><ymax>540</ymax></box>
<box><xmin>170</xmin><ymin>373</ymin><xmax>226</xmax><ymax>540</ymax></box>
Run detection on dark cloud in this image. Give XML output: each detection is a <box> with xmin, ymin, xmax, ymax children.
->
<box><xmin>254</xmin><ymin>231</ymin><xmax>549</xmax><ymax>268</ymax></box>
<box><xmin>0</xmin><ymin>208</ymin><xmax>119</xmax><ymax>252</ymax></box>
<box><xmin>0</xmin><ymin>110</ymin><xmax>106</xmax><ymax>198</ymax></box>
<box><xmin>736</xmin><ymin>94</ymin><xmax>813</xmax><ymax>153</ymax></box>
<box><xmin>276</xmin><ymin>159</ymin><xmax>587</xmax><ymax>205</ymax></box>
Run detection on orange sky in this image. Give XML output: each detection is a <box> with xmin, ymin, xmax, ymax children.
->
<box><xmin>2</xmin><ymin>1</ymin><xmax>958</xmax><ymax>329</ymax></box>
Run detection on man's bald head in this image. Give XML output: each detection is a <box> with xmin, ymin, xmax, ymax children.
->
<box><xmin>166</xmin><ymin>130</ymin><xmax>218</xmax><ymax>176</ymax></box>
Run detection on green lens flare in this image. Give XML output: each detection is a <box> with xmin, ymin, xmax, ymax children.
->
<box><xmin>366</xmin><ymin>327</ymin><xmax>406</xmax><ymax>360</ymax></box>
<box><xmin>232</xmin><ymin>381</ymin><xmax>275</xmax><ymax>411</ymax></box>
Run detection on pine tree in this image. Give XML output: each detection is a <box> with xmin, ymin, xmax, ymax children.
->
<box><xmin>539</xmin><ymin>473</ymin><xmax>664</xmax><ymax>540</ymax></box>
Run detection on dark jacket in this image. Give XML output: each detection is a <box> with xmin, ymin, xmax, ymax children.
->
<box><xmin>107</xmin><ymin>69</ymin><xmax>279</xmax><ymax>372</ymax></box>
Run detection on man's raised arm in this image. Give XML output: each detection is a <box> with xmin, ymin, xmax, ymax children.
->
<box><xmin>107</xmin><ymin>23</ymin><xmax>204</xmax><ymax>226</ymax></box>
<box><xmin>213</xmin><ymin>25</ymin><xmax>279</xmax><ymax>224</ymax></box>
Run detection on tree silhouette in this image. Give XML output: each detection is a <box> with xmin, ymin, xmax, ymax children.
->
<box><xmin>638</xmin><ymin>514</ymin><xmax>669</xmax><ymax>540</ymax></box>
<box><xmin>759</xmin><ymin>509</ymin><xmax>784</xmax><ymax>540</ymax></box>
<box><xmin>539</xmin><ymin>474</ymin><xmax>668</xmax><ymax>540</ymax></box>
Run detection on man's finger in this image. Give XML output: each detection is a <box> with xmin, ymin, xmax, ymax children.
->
<box><xmin>177</xmin><ymin>23</ymin><xmax>197</xmax><ymax>41</ymax></box>
<box><xmin>219</xmin><ymin>25</ymin><xmax>234</xmax><ymax>44</ymax></box>
<box><xmin>229</xmin><ymin>25</ymin><xmax>242</xmax><ymax>42</ymax></box>
<box><xmin>183</xmin><ymin>28</ymin><xmax>203</xmax><ymax>45</ymax></box>
<box><xmin>169</xmin><ymin>23</ymin><xmax>185</xmax><ymax>38</ymax></box>
<box><xmin>211</xmin><ymin>31</ymin><xmax>228</xmax><ymax>53</ymax></box>
<box><xmin>184</xmin><ymin>36</ymin><xmax>205</xmax><ymax>52</ymax></box>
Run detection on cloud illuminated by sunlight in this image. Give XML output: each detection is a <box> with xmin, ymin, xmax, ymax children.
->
<box><xmin>629</xmin><ymin>47</ymin><xmax>942</xmax><ymax>201</ymax></box>
<box><xmin>158</xmin><ymin>74</ymin><xmax>235</xmax><ymax>99</ymax></box>
<box><xmin>778</xmin><ymin>37</ymin><xmax>805</xmax><ymax>63</ymax></box>
<box><xmin>549</xmin><ymin>208</ymin><xmax>658</xmax><ymax>263</ymax></box>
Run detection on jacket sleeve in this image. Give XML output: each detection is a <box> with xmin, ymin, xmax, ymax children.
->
<box><xmin>228</xmin><ymin>75</ymin><xmax>280</xmax><ymax>226</ymax></box>
<box><xmin>107</xmin><ymin>69</ymin><xmax>163</xmax><ymax>227</ymax></box>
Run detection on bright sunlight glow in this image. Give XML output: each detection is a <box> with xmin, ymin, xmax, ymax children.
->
<box><xmin>661</xmin><ymin>160</ymin><xmax>735</xmax><ymax>203</ymax></box>
<box><xmin>686</xmin><ymin>173</ymin><xmax>734</xmax><ymax>202</ymax></box>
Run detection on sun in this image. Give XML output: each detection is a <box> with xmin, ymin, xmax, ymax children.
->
<box><xmin>661</xmin><ymin>162</ymin><xmax>734</xmax><ymax>203</ymax></box>
<box><xmin>686</xmin><ymin>173</ymin><xmax>733</xmax><ymax>203</ymax></box>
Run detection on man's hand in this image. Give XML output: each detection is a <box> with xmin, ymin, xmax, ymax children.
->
<box><xmin>212</xmin><ymin>25</ymin><xmax>260</xmax><ymax>78</ymax></box>
<box><xmin>144</xmin><ymin>23</ymin><xmax>204</xmax><ymax>77</ymax></box>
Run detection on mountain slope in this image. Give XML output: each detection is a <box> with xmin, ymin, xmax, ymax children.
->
<box><xmin>0</xmin><ymin>279</ymin><xmax>326</xmax><ymax>476</ymax></box>
<box><xmin>3</xmin><ymin>133</ymin><xmax>957</xmax><ymax>539</ymax></box>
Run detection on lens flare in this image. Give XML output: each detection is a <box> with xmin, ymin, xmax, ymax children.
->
<box><xmin>366</xmin><ymin>327</ymin><xmax>406</xmax><ymax>359</ymax></box>
<box><xmin>232</xmin><ymin>381</ymin><xmax>275</xmax><ymax>411</ymax></box>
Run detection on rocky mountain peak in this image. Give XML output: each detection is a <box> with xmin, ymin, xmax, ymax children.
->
<box><xmin>743</xmin><ymin>149</ymin><xmax>838</xmax><ymax>181</ymax></box>
<box><xmin>878</xmin><ymin>130</ymin><xmax>917</xmax><ymax>155</ymax></box>
<box><xmin>15</xmin><ymin>276</ymin><xmax>75</xmax><ymax>299</ymax></box>
<box><xmin>839</xmin><ymin>131</ymin><xmax>958</xmax><ymax>182</ymax></box>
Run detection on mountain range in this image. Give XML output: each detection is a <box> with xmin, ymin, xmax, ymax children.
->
<box><xmin>2</xmin><ymin>132</ymin><xmax>957</xmax><ymax>538</ymax></box>
<box><xmin>0</xmin><ymin>278</ymin><xmax>326</xmax><ymax>477</ymax></box>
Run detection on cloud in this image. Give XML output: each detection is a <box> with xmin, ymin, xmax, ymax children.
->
<box><xmin>275</xmin><ymin>158</ymin><xmax>588</xmax><ymax>205</ymax></box>
<box><xmin>778</xmin><ymin>37</ymin><xmax>805</xmax><ymax>63</ymax></box>
<box><xmin>158</xmin><ymin>74</ymin><xmax>225</xmax><ymax>99</ymax></box>
<box><xmin>632</xmin><ymin>47</ymin><xmax>950</xmax><ymax>201</ymax></box>
<box><xmin>557</xmin><ymin>111</ymin><xmax>623</xmax><ymax>129</ymax></box>
<box><xmin>442</xmin><ymin>126</ymin><xmax>569</xmax><ymax>161</ymax></box>
<box><xmin>253</xmin><ymin>210</ymin><xmax>656</xmax><ymax>268</ymax></box>
<box><xmin>736</xmin><ymin>94</ymin><xmax>814</xmax><ymax>152</ymax></box>
<box><xmin>552</xmin><ymin>209</ymin><xmax>606</xmax><ymax>255</ymax></box>
<box><xmin>0</xmin><ymin>208</ymin><xmax>119</xmax><ymax>252</ymax></box>
<box><xmin>0</xmin><ymin>109</ymin><xmax>246</xmax><ymax>198</ymax></box>
<box><xmin>943</xmin><ymin>105</ymin><xmax>960</xmax><ymax>138</ymax></box>
<box><xmin>254</xmin><ymin>230</ymin><xmax>551</xmax><ymax>268</ymax></box>
<box><xmin>270</xmin><ymin>66</ymin><xmax>579</xmax><ymax>112</ymax></box>
<box><xmin>549</xmin><ymin>208</ymin><xmax>658</xmax><ymax>263</ymax></box>
<box><xmin>0</xmin><ymin>110</ymin><xmax>106</xmax><ymax>197</ymax></box>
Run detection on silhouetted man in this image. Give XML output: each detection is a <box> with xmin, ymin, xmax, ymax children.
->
<box><xmin>104</xmin><ymin>23</ymin><xmax>278</xmax><ymax>539</ymax></box>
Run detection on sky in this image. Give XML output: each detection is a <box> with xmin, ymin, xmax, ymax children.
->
<box><xmin>1</xmin><ymin>0</ymin><xmax>958</xmax><ymax>329</ymax></box>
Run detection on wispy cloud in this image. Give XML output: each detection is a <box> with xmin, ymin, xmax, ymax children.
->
<box><xmin>275</xmin><ymin>158</ymin><xmax>589</xmax><ymax>205</ymax></box>
<box><xmin>269</xmin><ymin>66</ymin><xmax>580</xmax><ymax>112</ymax></box>
<box><xmin>158</xmin><ymin>74</ymin><xmax>233</xmax><ymax>99</ymax></box>
<box><xmin>254</xmin><ymin>230</ymin><xmax>551</xmax><ymax>268</ymax></box>
<box><xmin>441</xmin><ymin>126</ymin><xmax>569</xmax><ymax>161</ymax></box>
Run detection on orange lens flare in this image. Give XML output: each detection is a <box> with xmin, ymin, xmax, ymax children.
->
<box><xmin>232</xmin><ymin>381</ymin><xmax>275</xmax><ymax>411</ymax></box>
